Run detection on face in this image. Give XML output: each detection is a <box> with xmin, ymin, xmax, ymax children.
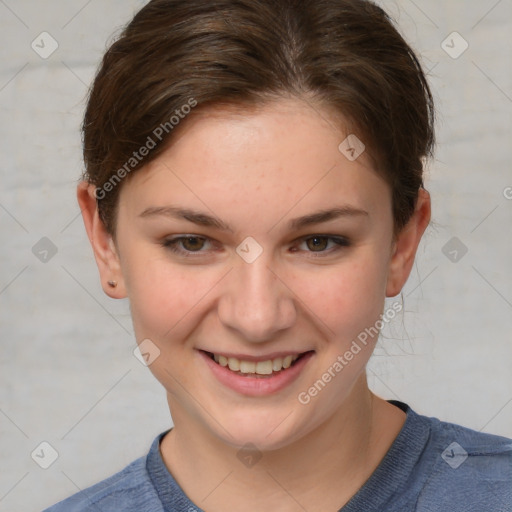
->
<box><xmin>85</xmin><ymin>98</ymin><xmax>426</xmax><ymax>450</ymax></box>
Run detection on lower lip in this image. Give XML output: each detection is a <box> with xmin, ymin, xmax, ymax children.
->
<box><xmin>198</xmin><ymin>350</ymin><xmax>314</xmax><ymax>397</ymax></box>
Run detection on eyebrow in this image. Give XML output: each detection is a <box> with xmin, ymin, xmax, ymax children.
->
<box><xmin>139</xmin><ymin>205</ymin><xmax>369</xmax><ymax>232</ymax></box>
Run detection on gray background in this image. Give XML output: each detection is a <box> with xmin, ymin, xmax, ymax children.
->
<box><xmin>1</xmin><ymin>1</ymin><xmax>511</xmax><ymax>511</ymax></box>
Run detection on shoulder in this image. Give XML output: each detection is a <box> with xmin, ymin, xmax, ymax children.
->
<box><xmin>42</xmin><ymin>455</ymin><xmax>163</xmax><ymax>512</ymax></box>
<box><xmin>413</xmin><ymin>409</ymin><xmax>512</xmax><ymax>511</ymax></box>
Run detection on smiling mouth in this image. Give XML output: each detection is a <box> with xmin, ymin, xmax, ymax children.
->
<box><xmin>202</xmin><ymin>350</ymin><xmax>313</xmax><ymax>377</ymax></box>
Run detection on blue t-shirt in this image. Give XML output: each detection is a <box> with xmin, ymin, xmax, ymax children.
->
<box><xmin>43</xmin><ymin>401</ymin><xmax>512</xmax><ymax>511</ymax></box>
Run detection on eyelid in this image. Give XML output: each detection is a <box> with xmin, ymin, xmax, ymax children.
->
<box><xmin>162</xmin><ymin>235</ymin><xmax>214</xmax><ymax>257</ymax></box>
<box><xmin>162</xmin><ymin>234</ymin><xmax>351</xmax><ymax>258</ymax></box>
<box><xmin>294</xmin><ymin>235</ymin><xmax>351</xmax><ymax>257</ymax></box>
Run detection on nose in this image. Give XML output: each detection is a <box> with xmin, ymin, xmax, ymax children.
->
<box><xmin>217</xmin><ymin>256</ymin><xmax>297</xmax><ymax>343</ymax></box>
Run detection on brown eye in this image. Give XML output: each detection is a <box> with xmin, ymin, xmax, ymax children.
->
<box><xmin>163</xmin><ymin>235</ymin><xmax>211</xmax><ymax>256</ymax></box>
<box><xmin>306</xmin><ymin>236</ymin><xmax>329</xmax><ymax>251</ymax></box>
<box><xmin>293</xmin><ymin>235</ymin><xmax>351</xmax><ymax>257</ymax></box>
<box><xmin>181</xmin><ymin>236</ymin><xmax>206</xmax><ymax>251</ymax></box>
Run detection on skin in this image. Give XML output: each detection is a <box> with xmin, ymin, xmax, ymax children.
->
<box><xmin>79</xmin><ymin>97</ymin><xmax>430</xmax><ymax>511</ymax></box>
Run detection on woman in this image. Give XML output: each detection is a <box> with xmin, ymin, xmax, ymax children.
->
<box><xmin>45</xmin><ymin>0</ymin><xmax>512</xmax><ymax>510</ymax></box>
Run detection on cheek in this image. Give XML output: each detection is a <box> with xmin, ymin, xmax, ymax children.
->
<box><xmin>290</xmin><ymin>253</ymin><xmax>389</xmax><ymax>340</ymax></box>
<box><xmin>127</xmin><ymin>261</ymin><xmax>219</xmax><ymax>339</ymax></box>
<box><xmin>122</xmin><ymin>235</ymin><xmax>390</xmax><ymax>345</ymax></box>
<box><xmin>125</xmin><ymin>260</ymin><xmax>221</xmax><ymax>386</ymax></box>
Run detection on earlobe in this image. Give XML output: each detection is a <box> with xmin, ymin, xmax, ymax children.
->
<box><xmin>386</xmin><ymin>188</ymin><xmax>431</xmax><ymax>297</ymax></box>
<box><xmin>77</xmin><ymin>182</ymin><xmax>127</xmax><ymax>298</ymax></box>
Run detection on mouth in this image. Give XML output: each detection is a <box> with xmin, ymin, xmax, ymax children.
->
<box><xmin>201</xmin><ymin>350</ymin><xmax>314</xmax><ymax>378</ymax></box>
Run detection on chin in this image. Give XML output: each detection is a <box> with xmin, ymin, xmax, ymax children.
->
<box><xmin>206</xmin><ymin>406</ymin><xmax>306</xmax><ymax>452</ymax></box>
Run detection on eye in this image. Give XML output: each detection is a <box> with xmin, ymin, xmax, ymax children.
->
<box><xmin>294</xmin><ymin>235</ymin><xmax>351</xmax><ymax>256</ymax></box>
<box><xmin>162</xmin><ymin>234</ymin><xmax>351</xmax><ymax>259</ymax></box>
<box><xmin>163</xmin><ymin>235</ymin><xmax>211</xmax><ymax>256</ymax></box>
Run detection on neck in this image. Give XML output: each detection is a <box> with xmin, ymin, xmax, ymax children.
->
<box><xmin>159</xmin><ymin>374</ymin><xmax>406</xmax><ymax>512</ymax></box>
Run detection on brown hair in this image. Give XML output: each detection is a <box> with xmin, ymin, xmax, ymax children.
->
<box><xmin>82</xmin><ymin>0</ymin><xmax>435</xmax><ymax>235</ymax></box>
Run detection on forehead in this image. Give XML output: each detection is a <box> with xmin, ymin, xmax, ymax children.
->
<box><xmin>119</xmin><ymin>98</ymin><xmax>390</xmax><ymax>223</ymax></box>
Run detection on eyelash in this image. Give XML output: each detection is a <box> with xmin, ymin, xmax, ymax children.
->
<box><xmin>162</xmin><ymin>235</ymin><xmax>351</xmax><ymax>258</ymax></box>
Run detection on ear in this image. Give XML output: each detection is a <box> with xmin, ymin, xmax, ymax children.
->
<box><xmin>386</xmin><ymin>188</ymin><xmax>431</xmax><ymax>297</ymax></box>
<box><xmin>77</xmin><ymin>181</ymin><xmax>127</xmax><ymax>298</ymax></box>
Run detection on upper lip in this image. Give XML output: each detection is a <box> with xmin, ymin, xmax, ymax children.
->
<box><xmin>199</xmin><ymin>349</ymin><xmax>313</xmax><ymax>362</ymax></box>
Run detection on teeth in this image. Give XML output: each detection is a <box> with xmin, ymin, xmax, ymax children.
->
<box><xmin>239</xmin><ymin>361</ymin><xmax>256</xmax><ymax>373</ymax></box>
<box><xmin>283</xmin><ymin>355</ymin><xmax>293</xmax><ymax>369</ymax></box>
<box><xmin>211</xmin><ymin>353</ymin><xmax>300</xmax><ymax>375</ymax></box>
<box><xmin>272</xmin><ymin>357</ymin><xmax>283</xmax><ymax>371</ymax></box>
<box><xmin>228</xmin><ymin>357</ymin><xmax>240</xmax><ymax>371</ymax></box>
<box><xmin>256</xmin><ymin>360</ymin><xmax>273</xmax><ymax>375</ymax></box>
